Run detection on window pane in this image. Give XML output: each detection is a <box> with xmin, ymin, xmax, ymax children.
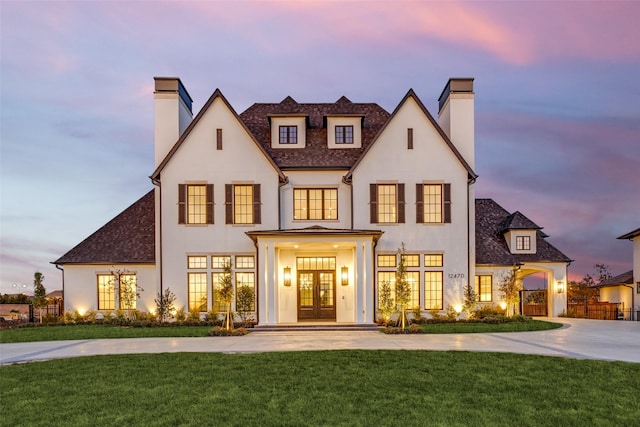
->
<box><xmin>423</xmin><ymin>184</ymin><xmax>442</xmax><ymax>223</ymax></box>
<box><xmin>279</xmin><ymin>126</ymin><xmax>297</xmax><ymax>144</ymax></box>
<box><xmin>188</xmin><ymin>273</ymin><xmax>207</xmax><ymax>312</ymax></box>
<box><xmin>424</xmin><ymin>254</ymin><xmax>443</xmax><ymax>267</ymax></box>
<box><xmin>187</xmin><ymin>185</ymin><xmax>207</xmax><ymax>224</ymax></box>
<box><xmin>294</xmin><ymin>189</ymin><xmax>307</xmax><ymax>220</ymax></box>
<box><xmin>212</xmin><ymin>273</ymin><xmax>227</xmax><ymax>312</ymax></box>
<box><xmin>377</xmin><ymin>255</ymin><xmax>396</xmax><ymax>267</ymax></box>
<box><xmin>97</xmin><ymin>274</ymin><xmax>115</xmax><ymax>310</ymax></box>
<box><xmin>188</xmin><ymin>256</ymin><xmax>207</xmax><ymax>269</ymax></box>
<box><xmin>212</xmin><ymin>256</ymin><xmax>232</xmax><ymax>269</ymax></box>
<box><xmin>235</xmin><ymin>256</ymin><xmax>255</xmax><ymax>269</ymax></box>
<box><xmin>378</xmin><ymin>271</ymin><xmax>396</xmax><ymax>307</ymax></box>
<box><xmin>377</xmin><ymin>184</ymin><xmax>397</xmax><ymax>223</ymax></box>
<box><xmin>425</xmin><ymin>271</ymin><xmax>443</xmax><ymax>310</ymax></box>
<box><xmin>234</xmin><ymin>185</ymin><xmax>254</xmax><ymax>224</ymax></box>
<box><xmin>407</xmin><ymin>271</ymin><xmax>420</xmax><ymax>308</ymax></box>
<box><xmin>308</xmin><ymin>189</ymin><xmax>323</xmax><ymax>220</ymax></box>
<box><xmin>236</xmin><ymin>272</ymin><xmax>255</xmax><ymax>311</ymax></box>
<box><xmin>402</xmin><ymin>254</ymin><xmax>420</xmax><ymax>267</ymax></box>
<box><xmin>475</xmin><ymin>275</ymin><xmax>493</xmax><ymax>302</ymax></box>
<box><xmin>324</xmin><ymin>189</ymin><xmax>337</xmax><ymax>220</ymax></box>
<box><xmin>336</xmin><ymin>125</ymin><xmax>354</xmax><ymax>144</ymax></box>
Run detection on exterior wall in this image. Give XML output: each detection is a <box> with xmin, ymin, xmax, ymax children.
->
<box><xmin>280</xmin><ymin>170</ymin><xmax>351</xmax><ymax>230</ymax></box>
<box><xmin>438</xmin><ymin>91</ymin><xmax>474</xmax><ymax>169</ymax></box>
<box><xmin>159</xmin><ymin>96</ymin><xmax>280</xmax><ymax>311</ymax></box>
<box><xmin>352</xmin><ymin>95</ymin><xmax>472</xmax><ymax>312</ymax></box>
<box><xmin>270</xmin><ymin>117</ymin><xmax>307</xmax><ymax>148</ymax></box>
<box><xmin>633</xmin><ymin>236</ymin><xmax>640</xmax><ymax>293</ymax></box>
<box><xmin>599</xmin><ymin>286</ymin><xmax>633</xmax><ymax>311</ymax></box>
<box><xmin>504</xmin><ymin>230</ymin><xmax>537</xmax><ymax>254</ymax></box>
<box><xmin>63</xmin><ymin>264</ymin><xmax>156</xmax><ymax>314</ymax></box>
<box><xmin>326</xmin><ymin>117</ymin><xmax>362</xmax><ymax>149</ymax></box>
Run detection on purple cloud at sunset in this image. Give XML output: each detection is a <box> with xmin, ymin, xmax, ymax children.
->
<box><xmin>1</xmin><ymin>1</ymin><xmax>639</xmax><ymax>292</ymax></box>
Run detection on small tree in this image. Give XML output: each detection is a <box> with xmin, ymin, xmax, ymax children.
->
<box><xmin>377</xmin><ymin>280</ymin><xmax>395</xmax><ymax>325</ymax></box>
<box><xmin>236</xmin><ymin>283</ymin><xmax>255</xmax><ymax>327</ymax></box>
<box><xmin>217</xmin><ymin>261</ymin><xmax>234</xmax><ymax>330</ymax></box>
<box><xmin>395</xmin><ymin>244</ymin><xmax>411</xmax><ymax>329</ymax></box>
<box><xmin>33</xmin><ymin>272</ymin><xmax>47</xmax><ymax>323</ymax></box>
<box><xmin>462</xmin><ymin>281</ymin><xmax>477</xmax><ymax>319</ymax></box>
<box><xmin>154</xmin><ymin>288</ymin><xmax>177</xmax><ymax>323</ymax></box>
<box><xmin>498</xmin><ymin>268</ymin><xmax>521</xmax><ymax>317</ymax></box>
<box><xmin>111</xmin><ymin>269</ymin><xmax>143</xmax><ymax>315</ymax></box>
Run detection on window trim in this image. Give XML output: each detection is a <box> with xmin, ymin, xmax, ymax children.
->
<box><xmin>475</xmin><ymin>275</ymin><xmax>493</xmax><ymax>302</ymax></box>
<box><xmin>416</xmin><ymin>183</ymin><xmax>451</xmax><ymax>224</ymax></box>
<box><xmin>279</xmin><ymin>125</ymin><xmax>298</xmax><ymax>144</ymax></box>
<box><xmin>516</xmin><ymin>236</ymin><xmax>531</xmax><ymax>251</ymax></box>
<box><xmin>225</xmin><ymin>184</ymin><xmax>261</xmax><ymax>225</ymax></box>
<box><xmin>370</xmin><ymin>183</ymin><xmax>405</xmax><ymax>224</ymax></box>
<box><xmin>293</xmin><ymin>188</ymin><xmax>338</xmax><ymax>221</ymax></box>
<box><xmin>335</xmin><ymin>125</ymin><xmax>354</xmax><ymax>144</ymax></box>
<box><xmin>178</xmin><ymin>184</ymin><xmax>214</xmax><ymax>225</ymax></box>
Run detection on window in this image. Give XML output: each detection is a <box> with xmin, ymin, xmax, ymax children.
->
<box><xmin>236</xmin><ymin>272</ymin><xmax>255</xmax><ymax>311</ymax></box>
<box><xmin>378</xmin><ymin>271</ymin><xmax>396</xmax><ymax>306</ymax></box>
<box><xmin>294</xmin><ymin>188</ymin><xmax>337</xmax><ymax>220</ymax></box>
<box><xmin>370</xmin><ymin>183</ymin><xmax>405</xmax><ymax>224</ymax></box>
<box><xmin>424</xmin><ymin>254</ymin><xmax>443</xmax><ymax>267</ymax></box>
<box><xmin>178</xmin><ymin>184</ymin><xmax>213</xmax><ymax>224</ymax></box>
<box><xmin>279</xmin><ymin>125</ymin><xmax>297</xmax><ymax>144</ymax></box>
<box><xmin>406</xmin><ymin>271</ymin><xmax>420</xmax><ymax>308</ymax></box>
<box><xmin>335</xmin><ymin>125</ymin><xmax>353</xmax><ymax>144</ymax></box>
<box><xmin>407</xmin><ymin>128</ymin><xmax>413</xmax><ymax>150</ymax></box>
<box><xmin>97</xmin><ymin>273</ymin><xmax>137</xmax><ymax>310</ymax></box>
<box><xmin>424</xmin><ymin>271</ymin><xmax>443</xmax><ymax>310</ymax></box>
<box><xmin>401</xmin><ymin>254</ymin><xmax>420</xmax><ymax>268</ymax></box>
<box><xmin>216</xmin><ymin>128</ymin><xmax>223</xmax><ymax>150</ymax></box>
<box><xmin>97</xmin><ymin>274</ymin><xmax>115</xmax><ymax>310</ymax></box>
<box><xmin>235</xmin><ymin>256</ymin><xmax>255</xmax><ymax>269</ymax></box>
<box><xmin>211</xmin><ymin>272</ymin><xmax>228</xmax><ymax>312</ymax></box>
<box><xmin>475</xmin><ymin>275</ymin><xmax>493</xmax><ymax>302</ymax></box>
<box><xmin>188</xmin><ymin>256</ymin><xmax>207</xmax><ymax>269</ymax></box>
<box><xmin>377</xmin><ymin>255</ymin><xmax>396</xmax><ymax>268</ymax></box>
<box><xmin>188</xmin><ymin>273</ymin><xmax>207</xmax><ymax>312</ymax></box>
<box><xmin>212</xmin><ymin>256</ymin><xmax>232</xmax><ymax>269</ymax></box>
<box><xmin>516</xmin><ymin>236</ymin><xmax>531</xmax><ymax>250</ymax></box>
<box><xmin>416</xmin><ymin>183</ymin><xmax>451</xmax><ymax>224</ymax></box>
<box><xmin>225</xmin><ymin>184</ymin><xmax>261</xmax><ymax>225</ymax></box>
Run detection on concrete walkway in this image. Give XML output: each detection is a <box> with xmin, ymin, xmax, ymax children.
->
<box><xmin>1</xmin><ymin>318</ymin><xmax>638</xmax><ymax>365</ymax></box>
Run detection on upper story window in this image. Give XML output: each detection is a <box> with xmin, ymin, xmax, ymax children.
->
<box><xmin>279</xmin><ymin>126</ymin><xmax>297</xmax><ymax>144</ymax></box>
<box><xmin>335</xmin><ymin>125</ymin><xmax>354</xmax><ymax>144</ymax></box>
<box><xmin>416</xmin><ymin>183</ymin><xmax>451</xmax><ymax>224</ymax></box>
<box><xmin>294</xmin><ymin>188</ymin><xmax>337</xmax><ymax>220</ymax></box>
<box><xmin>516</xmin><ymin>236</ymin><xmax>531</xmax><ymax>251</ymax></box>
<box><xmin>178</xmin><ymin>184</ymin><xmax>214</xmax><ymax>225</ymax></box>
<box><xmin>370</xmin><ymin>183</ymin><xmax>405</xmax><ymax>224</ymax></box>
<box><xmin>225</xmin><ymin>184</ymin><xmax>261</xmax><ymax>225</ymax></box>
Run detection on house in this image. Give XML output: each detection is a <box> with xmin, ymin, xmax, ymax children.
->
<box><xmin>595</xmin><ymin>228</ymin><xmax>640</xmax><ymax>320</ymax></box>
<box><xmin>53</xmin><ymin>77</ymin><xmax>572</xmax><ymax>325</ymax></box>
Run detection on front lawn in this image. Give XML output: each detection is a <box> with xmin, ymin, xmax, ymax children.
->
<box><xmin>1</xmin><ymin>351</ymin><xmax>638</xmax><ymax>426</ymax></box>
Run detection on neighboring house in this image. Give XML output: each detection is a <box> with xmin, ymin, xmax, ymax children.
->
<box><xmin>53</xmin><ymin>77</ymin><xmax>571</xmax><ymax>325</ymax></box>
<box><xmin>596</xmin><ymin>228</ymin><xmax>640</xmax><ymax>320</ymax></box>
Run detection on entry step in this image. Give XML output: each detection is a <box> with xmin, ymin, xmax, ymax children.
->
<box><xmin>252</xmin><ymin>323</ymin><xmax>381</xmax><ymax>332</ymax></box>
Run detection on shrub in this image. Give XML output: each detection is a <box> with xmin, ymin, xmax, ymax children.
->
<box><xmin>187</xmin><ymin>309</ymin><xmax>201</xmax><ymax>322</ymax></box>
<box><xmin>175</xmin><ymin>307</ymin><xmax>186</xmax><ymax>322</ymax></box>
<box><xmin>472</xmin><ymin>305</ymin><xmax>506</xmax><ymax>320</ymax></box>
<box><xmin>208</xmin><ymin>326</ymin><xmax>249</xmax><ymax>336</ymax></box>
<box><xmin>428</xmin><ymin>308</ymin><xmax>442</xmax><ymax>320</ymax></box>
<box><xmin>409</xmin><ymin>323</ymin><xmax>423</xmax><ymax>334</ymax></box>
<box><xmin>410</xmin><ymin>306</ymin><xmax>424</xmax><ymax>324</ymax></box>
<box><xmin>558</xmin><ymin>309</ymin><xmax>579</xmax><ymax>318</ymax></box>
<box><xmin>445</xmin><ymin>305</ymin><xmax>458</xmax><ymax>321</ymax></box>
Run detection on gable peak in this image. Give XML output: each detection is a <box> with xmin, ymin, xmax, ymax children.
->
<box><xmin>279</xmin><ymin>96</ymin><xmax>298</xmax><ymax>107</ymax></box>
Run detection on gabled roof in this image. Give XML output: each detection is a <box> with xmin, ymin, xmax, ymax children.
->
<box><xmin>475</xmin><ymin>198</ymin><xmax>572</xmax><ymax>265</ymax></box>
<box><xmin>618</xmin><ymin>227</ymin><xmax>640</xmax><ymax>240</ymax></box>
<box><xmin>345</xmin><ymin>89</ymin><xmax>477</xmax><ymax>182</ymax></box>
<box><xmin>596</xmin><ymin>270</ymin><xmax>633</xmax><ymax>287</ymax></box>
<box><xmin>151</xmin><ymin>89</ymin><xmax>286</xmax><ymax>181</ymax></box>
<box><xmin>239</xmin><ymin>96</ymin><xmax>390</xmax><ymax>169</ymax></box>
<box><xmin>53</xmin><ymin>191</ymin><xmax>155</xmax><ymax>265</ymax></box>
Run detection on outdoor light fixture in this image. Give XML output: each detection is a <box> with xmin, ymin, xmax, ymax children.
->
<box><xmin>283</xmin><ymin>267</ymin><xmax>291</xmax><ymax>287</ymax></box>
<box><xmin>557</xmin><ymin>281</ymin><xmax>565</xmax><ymax>294</ymax></box>
<box><xmin>499</xmin><ymin>301</ymin><xmax>507</xmax><ymax>310</ymax></box>
<box><xmin>341</xmin><ymin>266</ymin><xmax>349</xmax><ymax>286</ymax></box>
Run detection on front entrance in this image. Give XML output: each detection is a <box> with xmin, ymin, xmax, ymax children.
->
<box><xmin>297</xmin><ymin>257</ymin><xmax>336</xmax><ymax>321</ymax></box>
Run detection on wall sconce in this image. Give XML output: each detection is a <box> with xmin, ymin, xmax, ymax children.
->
<box><xmin>557</xmin><ymin>281</ymin><xmax>565</xmax><ymax>294</ymax></box>
<box><xmin>283</xmin><ymin>267</ymin><xmax>291</xmax><ymax>287</ymax></box>
<box><xmin>341</xmin><ymin>266</ymin><xmax>349</xmax><ymax>286</ymax></box>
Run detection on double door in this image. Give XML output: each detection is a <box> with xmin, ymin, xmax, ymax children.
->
<box><xmin>297</xmin><ymin>270</ymin><xmax>336</xmax><ymax>320</ymax></box>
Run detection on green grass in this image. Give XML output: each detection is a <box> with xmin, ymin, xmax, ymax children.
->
<box><xmin>0</xmin><ymin>324</ymin><xmax>212</xmax><ymax>343</ymax></box>
<box><xmin>418</xmin><ymin>319</ymin><xmax>563</xmax><ymax>333</ymax></box>
<box><xmin>1</xmin><ymin>351</ymin><xmax>638</xmax><ymax>426</ymax></box>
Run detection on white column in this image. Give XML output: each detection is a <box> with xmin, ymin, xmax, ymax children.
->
<box><xmin>364</xmin><ymin>239</ymin><xmax>374</xmax><ymax>323</ymax></box>
<box><xmin>266</xmin><ymin>242</ymin><xmax>277</xmax><ymax>325</ymax></box>
<box><xmin>549</xmin><ymin>265</ymin><xmax>568</xmax><ymax>317</ymax></box>
<box><xmin>355</xmin><ymin>240</ymin><xmax>364</xmax><ymax>323</ymax></box>
<box><xmin>257</xmin><ymin>241</ymin><xmax>268</xmax><ymax>326</ymax></box>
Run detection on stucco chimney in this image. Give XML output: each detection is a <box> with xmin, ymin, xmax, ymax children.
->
<box><xmin>437</xmin><ymin>78</ymin><xmax>474</xmax><ymax>169</ymax></box>
<box><xmin>154</xmin><ymin>77</ymin><xmax>193</xmax><ymax>168</ymax></box>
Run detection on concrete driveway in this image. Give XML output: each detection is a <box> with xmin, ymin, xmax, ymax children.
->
<box><xmin>1</xmin><ymin>317</ymin><xmax>638</xmax><ymax>365</ymax></box>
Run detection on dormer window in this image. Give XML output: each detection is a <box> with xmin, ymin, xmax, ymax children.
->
<box><xmin>516</xmin><ymin>236</ymin><xmax>531</xmax><ymax>251</ymax></box>
<box><xmin>335</xmin><ymin>125</ymin><xmax>354</xmax><ymax>144</ymax></box>
<box><xmin>279</xmin><ymin>126</ymin><xmax>298</xmax><ymax>144</ymax></box>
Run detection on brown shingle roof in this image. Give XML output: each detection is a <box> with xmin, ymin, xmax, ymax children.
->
<box><xmin>618</xmin><ymin>227</ymin><xmax>640</xmax><ymax>240</ymax></box>
<box><xmin>597</xmin><ymin>270</ymin><xmax>633</xmax><ymax>287</ymax></box>
<box><xmin>53</xmin><ymin>191</ymin><xmax>155</xmax><ymax>265</ymax></box>
<box><xmin>239</xmin><ymin>96</ymin><xmax>390</xmax><ymax>169</ymax></box>
<box><xmin>475</xmin><ymin>198</ymin><xmax>572</xmax><ymax>265</ymax></box>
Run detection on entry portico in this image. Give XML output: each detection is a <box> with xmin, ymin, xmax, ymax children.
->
<box><xmin>247</xmin><ymin>227</ymin><xmax>383</xmax><ymax>326</ymax></box>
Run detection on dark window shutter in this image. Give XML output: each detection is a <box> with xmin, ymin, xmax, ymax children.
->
<box><xmin>416</xmin><ymin>184</ymin><xmax>424</xmax><ymax>224</ymax></box>
<box><xmin>253</xmin><ymin>184</ymin><xmax>261</xmax><ymax>224</ymax></box>
<box><xmin>369</xmin><ymin>184</ymin><xmax>378</xmax><ymax>224</ymax></box>
<box><xmin>216</xmin><ymin>129</ymin><xmax>222</xmax><ymax>150</ymax></box>
<box><xmin>397</xmin><ymin>183</ymin><xmax>405</xmax><ymax>223</ymax></box>
<box><xmin>206</xmin><ymin>184</ymin><xmax>214</xmax><ymax>224</ymax></box>
<box><xmin>443</xmin><ymin>183</ymin><xmax>451</xmax><ymax>223</ymax></box>
<box><xmin>178</xmin><ymin>184</ymin><xmax>186</xmax><ymax>224</ymax></box>
<box><xmin>407</xmin><ymin>128</ymin><xmax>413</xmax><ymax>150</ymax></box>
<box><xmin>225</xmin><ymin>184</ymin><xmax>233</xmax><ymax>224</ymax></box>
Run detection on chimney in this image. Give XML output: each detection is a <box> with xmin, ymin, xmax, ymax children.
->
<box><xmin>154</xmin><ymin>77</ymin><xmax>193</xmax><ymax>168</ymax></box>
<box><xmin>437</xmin><ymin>78</ymin><xmax>474</xmax><ymax>169</ymax></box>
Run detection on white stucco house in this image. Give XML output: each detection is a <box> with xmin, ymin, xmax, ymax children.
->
<box><xmin>53</xmin><ymin>77</ymin><xmax>572</xmax><ymax>325</ymax></box>
<box><xmin>596</xmin><ymin>228</ymin><xmax>640</xmax><ymax>320</ymax></box>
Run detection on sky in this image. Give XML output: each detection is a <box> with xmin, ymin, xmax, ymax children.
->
<box><xmin>1</xmin><ymin>0</ymin><xmax>639</xmax><ymax>294</ymax></box>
